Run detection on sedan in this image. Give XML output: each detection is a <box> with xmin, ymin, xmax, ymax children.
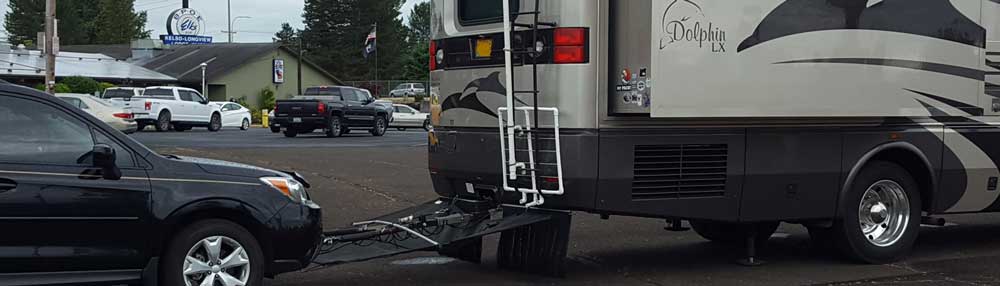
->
<box><xmin>211</xmin><ymin>102</ymin><xmax>253</xmax><ymax>130</ymax></box>
<box><xmin>391</xmin><ymin>104</ymin><xmax>430</xmax><ymax>131</ymax></box>
<box><xmin>57</xmin><ymin>93</ymin><xmax>138</xmax><ymax>134</ymax></box>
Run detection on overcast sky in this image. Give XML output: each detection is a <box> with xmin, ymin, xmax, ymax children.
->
<box><xmin>0</xmin><ymin>0</ymin><xmax>428</xmax><ymax>43</ymax></box>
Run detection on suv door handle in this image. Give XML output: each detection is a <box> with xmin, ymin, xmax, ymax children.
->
<box><xmin>0</xmin><ymin>179</ymin><xmax>16</xmax><ymax>193</ymax></box>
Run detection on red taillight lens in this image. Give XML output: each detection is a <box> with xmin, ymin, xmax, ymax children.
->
<box><xmin>144</xmin><ymin>102</ymin><xmax>152</xmax><ymax>111</ymax></box>
<box><xmin>113</xmin><ymin>113</ymin><xmax>133</xmax><ymax>119</ymax></box>
<box><xmin>317</xmin><ymin>102</ymin><xmax>326</xmax><ymax>114</ymax></box>
<box><xmin>553</xmin><ymin>46</ymin><xmax>585</xmax><ymax>64</ymax></box>
<box><xmin>551</xmin><ymin>28</ymin><xmax>588</xmax><ymax>64</ymax></box>
<box><xmin>553</xmin><ymin>28</ymin><xmax>586</xmax><ymax>46</ymax></box>
<box><xmin>429</xmin><ymin>41</ymin><xmax>438</xmax><ymax>71</ymax></box>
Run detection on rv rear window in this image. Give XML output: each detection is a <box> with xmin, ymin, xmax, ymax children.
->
<box><xmin>458</xmin><ymin>0</ymin><xmax>518</xmax><ymax>26</ymax></box>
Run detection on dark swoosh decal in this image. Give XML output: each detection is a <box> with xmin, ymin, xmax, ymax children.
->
<box><xmin>774</xmin><ymin>58</ymin><xmax>985</xmax><ymax>81</ymax></box>
<box><xmin>906</xmin><ymin>88</ymin><xmax>984</xmax><ymax>116</ymax></box>
<box><xmin>441</xmin><ymin>72</ymin><xmax>527</xmax><ymax>118</ymax></box>
<box><xmin>739</xmin><ymin>0</ymin><xmax>985</xmax><ymax>52</ymax></box>
<box><xmin>914</xmin><ymin>99</ymin><xmax>949</xmax><ymax>117</ymax></box>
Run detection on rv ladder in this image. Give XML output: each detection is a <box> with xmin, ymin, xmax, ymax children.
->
<box><xmin>499</xmin><ymin>0</ymin><xmax>564</xmax><ymax>207</ymax></box>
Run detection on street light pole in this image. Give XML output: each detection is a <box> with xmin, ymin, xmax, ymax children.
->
<box><xmin>225</xmin><ymin>16</ymin><xmax>251</xmax><ymax>43</ymax></box>
<box><xmin>44</xmin><ymin>0</ymin><xmax>55</xmax><ymax>94</ymax></box>
<box><xmin>227</xmin><ymin>0</ymin><xmax>232</xmax><ymax>43</ymax></box>
<box><xmin>200</xmin><ymin>62</ymin><xmax>208</xmax><ymax>99</ymax></box>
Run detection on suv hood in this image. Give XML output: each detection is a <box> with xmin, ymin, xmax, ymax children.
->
<box><xmin>177</xmin><ymin>155</ymin><xmax>283</xmax><ymax>178</ymax></box>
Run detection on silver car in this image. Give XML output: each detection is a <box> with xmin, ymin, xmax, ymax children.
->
<box><xmin>57</xmin><ymin>93</ymin><xmax>138</xmax><ymax>134</ymax></box>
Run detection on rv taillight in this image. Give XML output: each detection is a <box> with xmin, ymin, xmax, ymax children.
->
<box><xmin>553</xmin><ymin>28</ymin><xmax>586</xmax><ymax>46</ymax></box>
<box><xmin>144</xmin><ymin>102</ymin><xmax>152</xmax><ymax>111</ymax></box>
<box><xmin>429</xmin><ymin>41</ymin><xmax>438</xmax><ymax>71</ymax></box>
<box><xmin>317</xmin><ymin>102</ymin><xmax>326</xmax><ymax>114</ymax></box>
<box><xmin>552</xmin><ymin>28</ymin><xmax>588</xmax><ymax>64</ymax></box>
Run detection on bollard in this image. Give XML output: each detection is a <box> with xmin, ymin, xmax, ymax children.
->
<box><xmin>262</xmin><ymin>109</ymin><xmax>269</xmax><ymax>128</ymax></box>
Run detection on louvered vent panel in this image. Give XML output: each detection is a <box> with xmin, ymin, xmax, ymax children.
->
<box><xmin>632</xmin><ymin>144</ymin><xmax>728</xmax><ymax>200</ymax></box>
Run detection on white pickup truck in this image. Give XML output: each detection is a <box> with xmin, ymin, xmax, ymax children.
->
<box><xmin>131</xmin><ymin>86</ymin><xmax>222</xmax><ymax>132</ymax></box>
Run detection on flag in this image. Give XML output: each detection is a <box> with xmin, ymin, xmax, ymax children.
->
<box><xmin>364</xmin><ymin>28</ymin><xmax>377</xmax><ymax>59</ymax></box>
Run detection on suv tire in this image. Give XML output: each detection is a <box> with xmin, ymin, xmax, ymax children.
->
<box><xmin>160</xmin><ymin>219</ymin><xmax>265</xmax><ymax>286</ymax></box>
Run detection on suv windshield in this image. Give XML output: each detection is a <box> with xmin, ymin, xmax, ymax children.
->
<box><xmin>103</xmin><ymin>89</ymin><xmax>135</xmax><ymax>99</ymax></box>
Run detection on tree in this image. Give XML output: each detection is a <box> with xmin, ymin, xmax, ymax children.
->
<box><xmin>5</xmin><ymin>0</ymin><xmax>146</xmax><ymax>46</ymax></box>
<box><xmin>94</xmin><ymin>0</ymin><xmax>150</xmax><ymax>44</ymax></box>
<box><xmin>275</xmin><ymin>22</ymin><xmax>299</xmax><ymax>45</ymax></box>
<box><xmin>301</xmin><ymin>0</ymin><xmax>409</xmax><ymax>82</ymax></box>
<box><xmin>60</xmin><ymin>76</ymin><xmax>100</xmax><ymax>94</ymax></box>
<box><xmin>401</xmin><ymin>2</ymin><xmax>431</xmax><ymax>80</ymax></box>
<box><xmin>407</xmin><ymin>2</ymin><xmax>431</xmax><ymax>43</ymax></box>
<box><xmin>4</xmin><ymin>0</ymin><xmax>44</xmax><ymax>47</ymax></box>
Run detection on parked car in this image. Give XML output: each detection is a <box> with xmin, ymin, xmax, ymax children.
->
<box><xmin>273</xmin><ymin>86</ymin><xmax>392</xmax><ymax>138</ymax></box>
<box><xmin>391</xmin><ymin>104</ymin><xmax>430</xmax><ymax>131</ymax></box>
<box><xmin>269</xmin><ymin>109</ymin><xmax>280</xmax><ymax>133</ymax></box>
<box><xmin>211</xmin><ymin>102</ymin><xmax>253</xmax><ymax>130</ymax></box>
<box><xmin>101</xmin><ymin>87</ymin><xmax>143</xmax><ymax>111</ymax></box>
<box><xmin>56</xmin><ymin>93</ymin><xmax>138</xmax><ymax>134</ymax></box>
<box><xmin>388</xmin><ymin>83</ymin><xmax>426</xmax><ymax>97</ymax></box>
<box><xmin>131</xmin><ymin>86</ymin><xmax>222</xmax><ymax>132</ymax></box>
<box><xmin>0</xmin><ymin>84</ymin><xmax>321</xmax><ymax>285</ymax></box>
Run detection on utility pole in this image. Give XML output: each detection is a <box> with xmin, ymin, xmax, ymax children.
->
<box><xmin>227</xmin><ymin>0</ymin><xmax>232</xmax><ymax>43</ymax></box>
<box><xmin>183</xmin><ymin>0</ymin><xmax>189</xmax><ymax>8</ymax></box>
<box><xmin>297</xmin><ymin>37</ymin><xmax>303</xmax><ymax>95</ymax></box>
<box><xmin>374</xmin><ymin>22</ymin><xmax>378</xmax><ymax>97</ymax></box>
<box><xmin>44</xmin><ymin>0</ymin><xmax>56</xmax><ymax>94</ymax></box>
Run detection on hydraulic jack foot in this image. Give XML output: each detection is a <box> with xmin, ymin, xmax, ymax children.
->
<box><xmin>736</xmin><ymin>227</ymin><xmax>766</xmax><ymax>267</ymax></box>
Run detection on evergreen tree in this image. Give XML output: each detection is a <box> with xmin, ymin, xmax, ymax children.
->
<box><xmin>3</xmin><ymin>0</ymin><xmax>44</xmax><ymax>46</ymax></box>
<box><xmin>94</xmin><ymin>0</ymin><xmax>150</xmax><ymax>44</ymax></box>
<box><xmin>301</xmin><ymin>0</ymin><xmax>409</xmax><ymax>82</ymax></box>
<box><xmin>401</xmin><ymin>2</ymin><xmax>430</xmax><ymax>80</ymax></box>
<box><xmin>4</xmin><ymin>0</ymin><xmax>147</xmax><ymax>46</ymax></box>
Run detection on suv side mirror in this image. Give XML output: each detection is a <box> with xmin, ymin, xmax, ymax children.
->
<box><xmin>93</xmin><ymin>144</ymin><xmax>121</xmax><ymax>180</ymax></box>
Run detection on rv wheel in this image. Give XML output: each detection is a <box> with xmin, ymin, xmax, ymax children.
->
<box><xmin>833</xmin><ymin>161</ymin><xmax>920</xmax><ymax>264</ymax></box>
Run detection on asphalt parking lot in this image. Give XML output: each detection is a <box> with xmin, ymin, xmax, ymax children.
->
<box><xmin>132</xmin><ymin>128</ymin><xmax>1000</xmax><ymax>286</ymax></box>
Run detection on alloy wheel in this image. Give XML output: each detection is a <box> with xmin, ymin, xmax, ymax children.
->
<box><xmin>183</xmin><ymin>236</ymin><xmax>251</xmax><ymax>286</ymax></box>
<box><xmin>858</xmin><ymin>180</ymin><xmax>910</xmax><ymax>247</ymax></box>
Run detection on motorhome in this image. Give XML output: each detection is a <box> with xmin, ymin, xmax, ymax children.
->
<box><xmin>425</xmin><ymin>0</ymin><xmax>1000</xmax><ymax>268</ymax></box>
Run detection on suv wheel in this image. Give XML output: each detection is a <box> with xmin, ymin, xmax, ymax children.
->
<box><xmin>155</xmin><ymin>111</ymin><xmax>171</xmax><ymax>132</ymax></box>
<box><xmin>208</xmin><ymin>113</ymin><xmax>222</xmax><ymax>132</ymax></box>
<box><xmin>161</xmin><ymin>219</ymin><xmax>264</xmax><ymax>286</ymax></box>
<box><xmin>833</xmin><ymin>161</ymin><xmax>920</xmax><ymax>264</ymax></box>
<box><xmin>370</xmin><ymin>116</ymin><xmax>387</xmax><ymax>137</ymax></box>
<box><xmin>326</xmin><ymin>116</ymin><xmax>342</xmax><ymax>138</ymax></box>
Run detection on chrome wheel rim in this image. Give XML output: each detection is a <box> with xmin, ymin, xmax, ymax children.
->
<box><xmin>377</xmin><ymin>118</ymin><xmax>386</xmax><ymax>133</ymax></box>
<box><xmin>332</xmin><ymin>118</ymin><xmax>341</xmax><ymax>134</ymax></box>
<box><xmin>859</xmin><ymin>180</ymin><xmax>910</xmax><ymax>247</ymax></box>
<box><xmin>183</xmin><ymin>236</ymin><xmax>250</xmax><ymax>286</ymax></box>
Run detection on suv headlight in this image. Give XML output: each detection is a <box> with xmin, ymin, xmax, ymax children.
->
<box><xmin>261</xmin><ymin>177</ymin><xmax>309</xmax><ymax>203</ymax></box>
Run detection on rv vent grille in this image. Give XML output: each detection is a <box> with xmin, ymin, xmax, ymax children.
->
<box><xmin>632</xmin><ymin>144</ymin><xmax>728</xmax><ymax>200</ymax></box>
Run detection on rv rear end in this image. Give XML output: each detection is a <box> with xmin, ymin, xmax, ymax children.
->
<box><xmin>431</xmin><ymin>0</ymin><xmax>1000</xmax><ymax>263</ymax></box>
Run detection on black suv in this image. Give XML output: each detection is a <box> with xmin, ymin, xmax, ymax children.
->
<box><xmin>0</xmin><ymin>85</ymin><xmax>322</xmax><ymax>285</ymax></box>
<box><xmin>273</xmin><ymin>86</ymin><xmax>392</xmax><ymax>138</ymax></box>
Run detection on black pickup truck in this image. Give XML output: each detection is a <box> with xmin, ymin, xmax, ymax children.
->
<box><xmin>273</xmin><ymin>86</ymin><xmax>392</xmax><ymax>138</ymax></box>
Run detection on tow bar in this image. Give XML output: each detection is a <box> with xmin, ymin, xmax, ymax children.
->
<box><xmin>310</xmin><ymin>197</ymin><xmax>572</xmax><ymax>277</ymax></box>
